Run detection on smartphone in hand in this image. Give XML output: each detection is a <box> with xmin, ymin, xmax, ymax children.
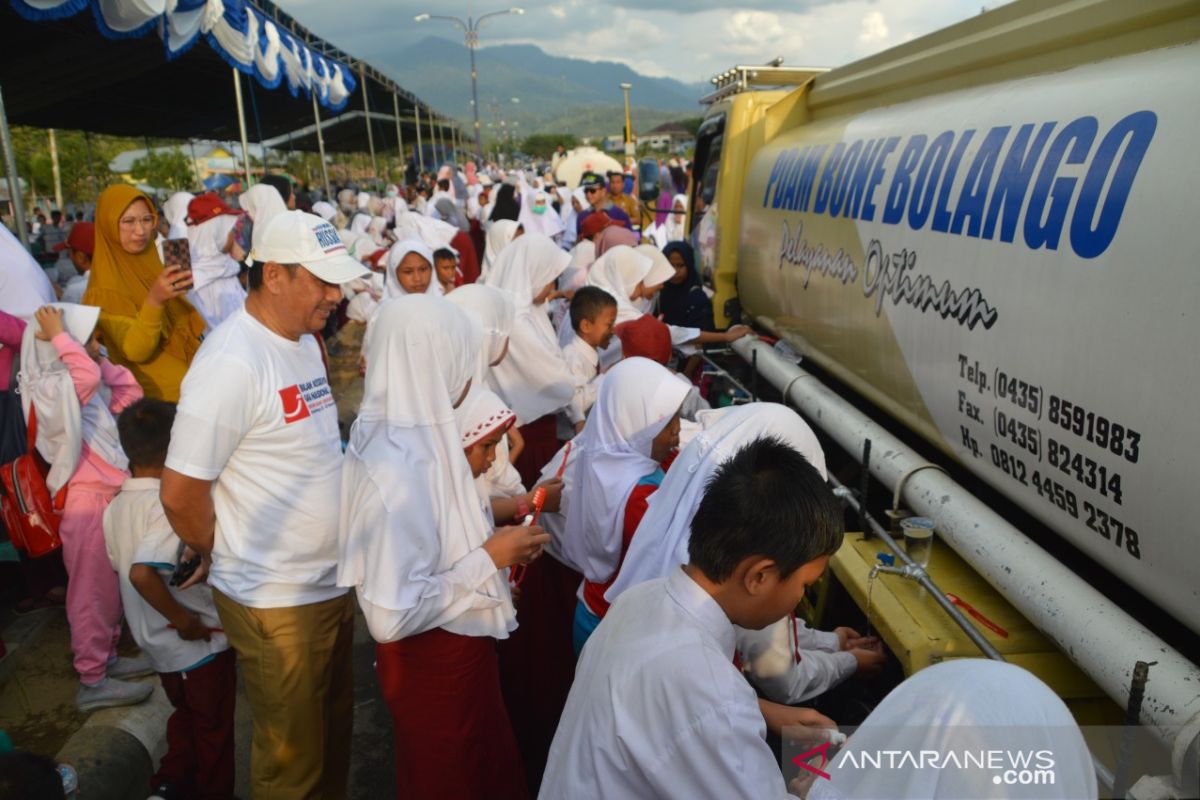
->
<box><xmin>162</xmin><ymin>238</ymin><xmax>192</xmax><ymax>272</ymax></box>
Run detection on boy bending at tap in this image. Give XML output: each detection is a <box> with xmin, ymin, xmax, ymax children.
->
<box><xmin>104</xmin><ymin>399</ymin><xmax>236</xmax><ymax>800</ymax></box>
<box><xmin>540</xmin><ymin>436</ymin><xmax>843</xmax><ymax>799</ymax></box>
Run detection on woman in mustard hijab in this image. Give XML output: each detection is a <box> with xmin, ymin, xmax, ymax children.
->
<box><xmin>83</xmin><ymin>185</ymin><xmax>207</xmax><ymax>401</ymax></box>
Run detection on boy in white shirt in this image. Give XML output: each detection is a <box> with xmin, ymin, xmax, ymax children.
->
<box><xmin>104</xmin><ymin>399</ymin><xmax>235</xmax><ymax>800</ymax></box>
<box><xmin>541</xmin><ymin>436</ymin><xmax>844</xmax><ymax>799</ymax></box>
<box><xmin>557</xmin><ymin>286</ymin><xmax>617</xmax><ymax>440</ymax></box>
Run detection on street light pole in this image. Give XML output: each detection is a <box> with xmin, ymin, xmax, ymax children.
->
<box><xmin>415</xmin><ymin>8</ymin><xmax>525</xmax><ymax>163</ymax></box>
<box><xmin>620</xmin><ymin>82</ymin><xmax>635</xmax><ymax>158</ymax></box>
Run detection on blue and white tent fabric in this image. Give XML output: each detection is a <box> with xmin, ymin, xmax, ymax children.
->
<box><xmin>10</xmin><ymin>0</ymin><xmax>355</xmax><ymax>111</ymax></box>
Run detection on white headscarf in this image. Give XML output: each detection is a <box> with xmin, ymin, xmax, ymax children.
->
<box><xmin>239</xmin><ymin>184</ymin><xmax>288</xmax><ymax>254</ymax></box>
<box><xmin>17</xmin><ymin>304</ymin><xmax>126</xmax><ymax>492</ymax></box>
<box><xmin>606</xmin><ymin>403</ymin><xmax>826</xmax><ymax>603</ymax></box>
<box><xmin>366</xmin><ymin>216</ymin><xmax>389</xmax><ymax>247</ymax></box>
<box><xmin>393</xmin><ymin>210</ymin><xmax>457</xmax><ymax>251</ymax></box>
<box><xmin>349</xmin><ymin>213</ymin><xmax>372</xmax><ymax>237</ymax></box>
<box><xmin>558</xmin><ymin>186</ymin><xmax>587</xmax><ymax>250</ymax></box>
<box><xmin>557</xmin><ymin>244</ymin><xmax>653</xmax><ymax>349</ymax></box>
<box><xmin>384</xmin><ymin>239</ymin><xmax>440</xmax><ymax>299</ymax></box>
<box><xmin>456</xmin><ymin>387</ymin><xmax>515</xmax><ymax>451</ymax></box>
<box><xmin>561</xmin><ymin>356</ymin><xmax>690</xmax><ymax>583</ymax></box>
<box><xmin>338</xmin><ymin>296</ymin><xmax>516</xmax><ymax>639</ymax></box>
<box><xmin>0</xmin><ymin>224</ymin><xmax>56</xmax><ymax>319</ymax></box>
<box><xmin>356</xmin><ymin>191</ymin><xmax>371</xmax><ymax>211</ymax></box>
<box><xmin>311</xmin><ymin>201</ymin><xmax>336</xmax><ymax>222</ymax></box>
<box><xmin>186</xmin><ymin>214</ymin><xmax>241</xmax><ymax>289</ymax></box>
<box><xmin>445</xmin><ymin>284</ymin><xmax>515</xmax><ymax>385</ymax></box>
<box><xmin>161</xmin><ymin>192</ymin><xmax>195</xmax><ymax>239</ymax></box>
<box><xmin>446</xmin><ymin>284</ymin><xmax>524</xmax><ymax>498</ymax></box>
<box><xmin>808</xmin><ymin>660</ymin><xmax>1097</xmax><ymax>800</ymax></box>
<box><xmin>585</xmin><ymin>245</ymin><xmax>654</xmax><ymax>324</ymax></box>
<box><xmin>634</xmin><ymin>243</ymin><xmax>675</xmax><ymax>289</ymax></box>
<box><xmin>518</xmin><ymin>189</ymin><xmax>564</xmax><ymax>240</ymax></box>
<box><xmin>480</xmin><ymin>219</ymin><xmax>520</xmax><ymax>283</ymax></box>
<box><xmin>485</xmin><ymin>233</ymin><xmax>575</xmax><ymax>425</ymax></box>
<box><xmin>663</xmin><ymin>193</ymin><xmax>688</xmax><ymax>243</ymax></box>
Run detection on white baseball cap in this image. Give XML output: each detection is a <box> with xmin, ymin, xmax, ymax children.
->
<box><xmin>250</xmin><ymin>210</ymin><xmax>370</xmax><ymax>284</ymax></box>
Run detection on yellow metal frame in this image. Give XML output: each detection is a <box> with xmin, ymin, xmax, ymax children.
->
<box><xmin>830</xmin><ymin>534</ymin><xmax>1121</xmax><ymax>726</ymax></box>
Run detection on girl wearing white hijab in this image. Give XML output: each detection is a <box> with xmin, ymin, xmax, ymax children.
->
<box><xmin>455</xmin><ymin>387</ymin><xmax>517</xmax><ymax>514</ymax></box>
<box><xmin>238</xmin><ymin>183</ymin><xmax>288</xmax><ymax>255</ymax></box>
<box><xmin>479</xmin><ymin>218</ymin><xmax>521</xmax><ymax>284</ymax></box>
<box><xmin>19</xmin><ymin>303</ymin><xmax>148</xmax><ymax>708</ymax></box>
<box><xmin>483</xmin><ymin>233</ymin><xmax>575</xmax><ymax>487</ymax></box>
<box><xmin>154</xmin><ymin>191</ymin><xmax>196</xmax><ymax>265</ymax></box>
<box><xmin>562</xmin><ymin>356</ymin><xmax>689</xmax><ymax>653</ymax></box>
<box><xmin>183</xmin><ymin>198</ymin><xmax>245</xmax><ymax>329</ymax></box>
<box><xmin>160</xmin><ymin>192</ymin><xmax>194</xmax><ymax>240</ymax></box>
<box><xmin>517</xmin><ymin>189</ymin><xmax>565</xmax><ymax>242</ymax></box>
<box><xmin>337</xmin><ymin>295</ymin><xmax>545</xmax><ymax>799</ymax></box>
<box><xmin>393</xmin><ymin>210</ymin><xmax>457</xmax><ymax>252</ymax></box>
<box><xmin>446</xmin><ymin>285</ymin><xmax>527</xmax><ymax>500</ymax></box>
<box><xmin>807</xmin><ymin>659</ymin><xmax>1097</xmax><ymax>800</ymax></box>
<box><xmin>384</xmin><ymin>239</ymin><xmax>442</xmax><ymax>299</ymax></box>
<box><xmin>311</xmin><ymin>200</ymin><xmax>337</xmax><ymax>222</ymax></box>
<box><xmin>662</xmin><ymin>193</ymin><xmax>689</xmax><ymax>243</ymax></box>
<box><xmin>558</xmin><ymin>187</ymin><xmax>587</xmax><ymax>251</ymax></box>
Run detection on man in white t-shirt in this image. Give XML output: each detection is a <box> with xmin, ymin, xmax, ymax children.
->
<box><xmin>161</xmin><ymin>210</ymin><xmax>369</xmax><ymax>799</ymax></box>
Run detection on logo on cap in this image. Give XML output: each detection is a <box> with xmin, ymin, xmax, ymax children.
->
<box><xmin>313</xmin><ymin>222</ymin><xmax>345</xmax><ymax>254</ymax></box>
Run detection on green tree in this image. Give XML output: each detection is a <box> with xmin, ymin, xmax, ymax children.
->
<box><xmin>521</xmin><ymin>132</ymin><xmax>580</xmax><ymax>158</ymax></box>
<box><xmin>129</xmin><ymin>147</ymin><xmax>196</xmax><ymax>192</ymax></box>
<box><xmin>11</xmin><ymin>127</ymin><xmax>122</xmax><ymax>207</ymax></box>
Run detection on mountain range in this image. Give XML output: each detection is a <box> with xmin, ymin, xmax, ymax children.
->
<box><xmin>370</xmin><ymin>36</ymin><xmax>708</xmax><ymax>139</ymax></box>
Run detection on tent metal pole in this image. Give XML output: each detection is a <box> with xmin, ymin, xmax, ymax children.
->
<box><xmin>232</xmin><ymin>69</ymin><xmax>253</xmax><ymax>186</ymax></box>
<box><xmin>0</xmin><ymin>82</ymin><xmax>30</xmax><ymax>248</ymax></box>
<box><xmin>359</xmin><ymin>64</ymin><xmax>377</xmax><ymax>181</ymax></box>
<box><xmin>414</xmin><ymin>105</ymin><xmax>425</xmax><ymax>173</ymax></box>
<box><xmin>428</xmin><ymin>111</ymin><xmax>437</xmax><ymax>166</ymax></box>
<box><xmin>311</xmin><ymin>93</ymin><xmax>332</xmax><ymax>201</ymax></box>
<box><xmin>48</xmin><ymin>129</ymin><xmax>63</xmax><ymax>211</ymax></box>
<box><xmin>187</xmin><ymin>140</ymin><xmax>202</xmax><ymax>191</ymax></box>
<box><xmin>392</xmin><ymin>92</ymin><xmax>404</xmax><ymax>183</ymax></box>
<box><xmin>83</xmin><ymin>131</ymin><xmax>98</xmax><ymax>195</ymax></box>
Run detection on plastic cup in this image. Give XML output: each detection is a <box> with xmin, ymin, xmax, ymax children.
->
<box><xmin>901</xmin><ymin>517</ymin><xmax>935</xmax><ymax>568</ymax></box>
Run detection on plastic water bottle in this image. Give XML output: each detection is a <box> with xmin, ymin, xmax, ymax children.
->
<box><xmin>58</xmin><ymin>764</ymin><xmax>79</xmax><ymax>798</ymax></box>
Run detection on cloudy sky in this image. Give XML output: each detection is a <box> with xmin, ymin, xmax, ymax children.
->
<box><xmin>277</xmin><ymin>0</ymin><xmax>1004</xmax><ymax>85</ymax></box>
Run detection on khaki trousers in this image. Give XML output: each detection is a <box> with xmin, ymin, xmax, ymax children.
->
<box><xmin>214</xmin><ymin>589</ymin><xmax>355</xmax><ymax>799</ymax></box>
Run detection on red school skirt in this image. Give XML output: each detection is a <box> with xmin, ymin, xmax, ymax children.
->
<box><xmin>513</xmin><ymin>414</ymin><xmax>560</xmax><ymax>491</ymax></box>
<box><xmin>498</xmin><ymin>553</ymin><xmax>582</xmax><ymax>795</ymax></box>
<box><xmin>376</xmin><ymin>628</ymin><xmax>527</xmax><ymax>799</ymax></box>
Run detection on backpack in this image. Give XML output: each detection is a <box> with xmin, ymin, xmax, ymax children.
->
<box><xmin>0</xmin><ymin>399</ymin><xmax>67</xmax><ymax>559</ymax></box>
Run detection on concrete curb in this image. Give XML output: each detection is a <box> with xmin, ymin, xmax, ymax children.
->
<box><xmin>56</xmin><ymin>680</ymin><xmax>171</xmax><ymax>800</ymax></box>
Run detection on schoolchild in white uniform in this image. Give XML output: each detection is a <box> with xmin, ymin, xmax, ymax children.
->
<box><xmin>541</xmin><ymin>436</ymin><xmax>845</xmax><ymax>799</ymax></box>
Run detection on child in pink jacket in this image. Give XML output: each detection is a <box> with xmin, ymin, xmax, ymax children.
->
<box><xmin>19</xmin><ymin>304</ymin><xmax>152</xmax><ymax>711</ymax></box>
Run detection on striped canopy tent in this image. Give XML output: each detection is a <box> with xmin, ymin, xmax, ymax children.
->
<box><xmin>0</xmin><ymin>0</ymin><xmax>464</xmax><ymax>241</ymax></box>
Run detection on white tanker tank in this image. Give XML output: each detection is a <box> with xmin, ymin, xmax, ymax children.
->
<box><xmin>694</xmin><ymin>0</ymin><xmax>1200</xmax><ymax>637</ymax></box>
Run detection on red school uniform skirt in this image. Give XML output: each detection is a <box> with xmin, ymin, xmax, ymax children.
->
<box><xmin>376</xmin><ymin>628</ymin><xmax>527</xmax><ymax>799</ymax></box>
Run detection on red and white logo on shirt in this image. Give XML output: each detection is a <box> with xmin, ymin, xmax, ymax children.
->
<box><xmin>279</xmin><ymin>385</ymin><xmax>311</xmax><ymax>424</ymax></box>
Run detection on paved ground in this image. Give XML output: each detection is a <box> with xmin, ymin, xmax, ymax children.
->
<box><xmin>0</xmin><ymin>320</ymin><xmax>398</xmax><ymax>798</ymax></box>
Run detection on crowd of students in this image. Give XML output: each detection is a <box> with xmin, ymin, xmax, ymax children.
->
<box><xmin>0</xmin><ymin>161</ymin><xmax>1099</xmax><ymax>800</ymax></box>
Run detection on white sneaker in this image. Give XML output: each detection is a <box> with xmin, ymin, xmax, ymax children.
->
<box><xmin>76</xmin><ymin>677</ymin><xmax>153</xmax><ymax>713</ymax></box>
<box><xmin>108</xmin><ymin>654</ymin><xmax>155</xmax><ymax>680</ymax></box>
